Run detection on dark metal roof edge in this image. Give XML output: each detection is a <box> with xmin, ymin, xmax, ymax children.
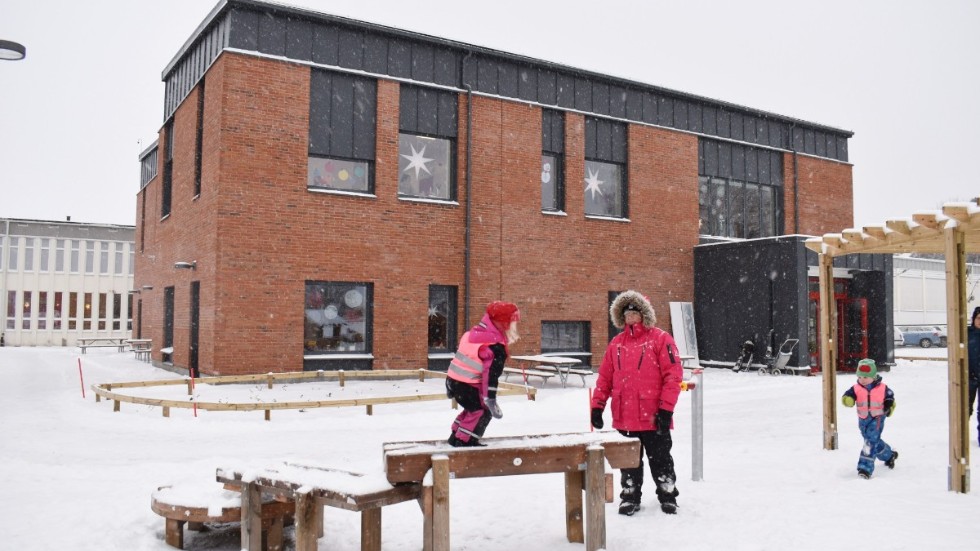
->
<box><xmin>1</xmin><ymin>217</ymin><xmax>136</xmax><ymax>231</ymax></box>
<box><xmin>138</xmin><ymin>138</ymin><xmax>159</xmax><ymax>161</ymax></box>
<box><xmin>164</xmin><ymin>0</ymin><xmax>853</xmax><ymax>137</ymax></box>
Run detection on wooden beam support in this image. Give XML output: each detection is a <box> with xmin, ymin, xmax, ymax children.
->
<box><xmin>945</xmin><ymin>228</ymin><xmax>970</xmax><ymax>493</ymax></box>
<box><xmin>819</xmin><ymin>253</ymin><xmax>838</xmax><ymax>450</ymax></box>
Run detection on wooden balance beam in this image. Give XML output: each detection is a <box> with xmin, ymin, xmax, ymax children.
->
<box><xmin>383</xmin><ymin>432</ymin><xmax>640</xmax><ymax>551</ymax></box>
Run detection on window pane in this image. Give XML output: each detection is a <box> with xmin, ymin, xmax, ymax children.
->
<box><xmin>83</xmin><ymin>292</ymin><xmax>93</xmax><ymax>330</ymax></box>
<box><xmin>584</xmin><ymin>160</ymin><xmax>624</xmax><ymax>217</ymax></box>
<box><xmin>307</xmin><ymin>156</ymin><xmax>371</xmax><ymax>192</ymax></box>
<box><xmin>22</xmin><ymin>291</ymin><xmax>32</xmax><ymax>329</ymax></box>
<box><xmin>398</xmin><ymin>133</ymin><xmax>453</xmax><ymax>200</ymax></box>
<box><xmin>744</xmin><ymin>183</ymin><xmax>761</xmax><ymax>238</ymax></box>
<box><xmin>69</xmin><ymin>292</ymin><xmax>78</xmax><ymax>330</ymax></box>
<box><xmin>710</xmin><ymin>178</ymin><xmax>727</xmax><ymax>236</ymax></box>
<box><xmin>541</xmin><ymin>321</ymin><xmax>591</xmax><ymax>353</ymax></box>
<box><xmin>85</xmin><ymin>242</ymin><xmax>95</xmax><ymax>274</ymax></box>
<box><xmin>56</xmin><ymin>239</ymin><xmax>65</xmax><ymax>272</ymax></box>
<box><xmin>100</xmin><ymin>242</ymin><xmax>109</xmax><ymax>274</ymax></box>
<box><xmin>428</xmin><ymin>285</ymin><xmax>457</xmax><ymax>351</ymax></box>
<box><xmin>730</xmin><ymin>181</ymin><xmax>744</xmax><ymax>238</ymax></box>
<box><xmin>5</xmin><ymin>291</ymin><xmax>14</xmax><ymax>330</ymax></box>
<box><xmin>38</xmin><ymin>292</ymin><xmax>47</xmax><ymax>330</ymax></box>
<box><xmin>40</xmin><ymin>239</ymin><xmax>50</xmax><ymax>271</ymax></box>
<box><xmin>53</xmin><ymin>292</ymin><xmax>63</xmax><ymax>330</ymax></box>
<box><xmin>698</xmin><ymin>176</ymin><xmax>710</xmax><ymax>234</ymax></box>
<box><xmin>541</xmin><ymin>154</ymin><xmax>564</xmax><ymax>211</ymax></box>
<box><xmin>70</xmin><ymin>240</ymin><xmax>80</xmax><ymax>272</ymax></box>
<box><xmin>761</xmin><ymin>185</ymin><xmax>775</xmax><ymax>237</ymax></box>
<box><xmin>304</xmin><ymin>282</ymin><xmax>371</xmax><ymax>353</ymax></box>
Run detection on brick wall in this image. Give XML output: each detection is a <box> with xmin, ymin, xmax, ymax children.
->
<box><xmin>136</xmin><ymin>52</ymin><xmax>845</xmax><ymax>375</ymax></box>
<box><xmin>782</xmin><ymin>153</ymin><xmax>854</xmax><ymax>235</ymax></box>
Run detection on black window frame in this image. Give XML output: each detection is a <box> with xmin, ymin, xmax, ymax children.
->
<box><xmin>398</xmin><ymin>84</ymin><xmax>458</xmax><ymax>201</ymax></box>
<box><xmin>303</xmin><ymin>280</ymin><xmax>374</xmax><ymax>356</ymax></box>
<box><xmin>194</xmin><ymin>80</ymin><xmax>205</xmax><ymax>197</ymax></box>
<box><xmin>428</xmin><ymin>284</ymin><xmax>458</xmax><ymax>353</ymax></box>
<box><xmin>308</xmin><ymin>70</ymin><xmax>378</xmax><ymax>194</ymax></box>
<box><xmin>583</xmin><ymin>116</ymin><xmax>628</xmax><ymax>219</ymax></box>
<box><xmin>698</xmin><ymin>175</ymin><xmax>781</xmax><ymax>239</ymax></box>
<box><xmin>163</xmin><ymin>286</ymin><xmax>175</xmax><ymax>364</ymax></box>
<box><xmin>161</xmin><ymin>119</ymin><xmax>174</xmax><ymax>218</ymax></box>
<box><xmin>541</xmin><ymin>320</ymin><xmax>592</xmax><ymax>355</ymax></box>
<box><xmin>541</xmin><ymin>109</ymin><xmax>565</xmax><ymax>212</ymax></box>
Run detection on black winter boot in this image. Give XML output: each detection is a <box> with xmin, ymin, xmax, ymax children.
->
<box><xmin>885</xmin><ymin>451</ymin><xmax>899</xmax><ymax>469</ymax></box>
<box><xmin>618</xmin><ymin>501</ymin><xmax>641</xmax><ymax>516</ymax></box>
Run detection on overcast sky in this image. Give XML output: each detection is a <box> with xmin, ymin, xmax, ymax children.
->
<box><xmin>1</xmin><ymin>0</ymin><xmax>977</xmax><ymax>229</ymax></box>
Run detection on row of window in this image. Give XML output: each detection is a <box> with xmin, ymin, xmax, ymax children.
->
<box><xmin>157</xmin><ymin>68</ymin><xmax>783</xmax><ymax>237</ymax></box>
<box><xmin>1</xmin><ymin>238</ymin><xmax>134</xmax><ymax>275</ymax></box>
<box><xmin>303</xmin><ymin>281</ymin><xmax>617</xmax><ymax>359</ymax></box>
<box><xmin>4</xmin><ymin>290</ymin><xmax>133</xmax><ymax>331</ymax></box>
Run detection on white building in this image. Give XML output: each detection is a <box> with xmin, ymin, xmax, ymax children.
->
<box><xmin>1</xmin><ymin>218</ymin><xmax>136</xmax><ymax>346</ymax></box>
<box><xmin>893</xmin><ymin>255</ymin><xmax>980</xmax><ymax>327</ymax></box>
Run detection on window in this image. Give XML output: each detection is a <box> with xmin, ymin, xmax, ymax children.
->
<box><xmin>7</xmin><ymin>237</ymin><xmax>18</xmax><ymax>270</ymax></box>
<box><xmin>55</xmin><ymin>239</ymin><xmax>65</xmax><ymax>272</ymax></box>
<box><xmin>22</xmin><ymin>291</ymin><xmax>32</xmax><ymax>330</ymax></box>
<box><xmin>194</xmin><ymin>80</ymin><xmax>204</xmax><ymax>197</ymax></box>
<box><xmin>541</xmin><ymin>109</ymin><xmax>565</xmax><ymax>211</ymax></box>
<box><xmin>127</xmin><ymin>293</ymin><xmax>133</xmax><ymax>331</ymax></box>
<box><xmin>304</xmin><ymin>281</ymin><xmax>372</xmax><ymax>354</ymax></box>
<box><xmin>113</xmin><ymin>293</ymin><xmax>122</xmax><ymax>331</ymax></box>
<box><xmin>698</xmin><ymin>176</ymin><xmax>779</xmax><ymax>238</ymax></box>
<box><xmin>83</xmin><ymin>293</ymin><xmax>93</xmax><ymax>330</ymax></box>
<box><xmin>308</xmin><ymin>71</ymin><xmax>376</xmax><ymax>193</ymax></box>
<box><xmin>163</xmin><ymin>287</ymin><xmax>174</xmax><ymax>363</ymax></box>
<box><xmin>162</xmin><ymin>119</ymin><xmax>173</xmax><ymax>218</ymax></box>
<box><xmin>6</xmin><ymin>291</ymin><xmax>15</xmax><ymax>330</ymax></box>
<box><xmin>114</xmin><ymin>244</ymin><xmax>124</xmax><ymax>275</ymax></box>
<box><xmin>70</xmin><ymin>240</ymin><xmax>79</xmax><ymax>273</ymax></box>
<box><xmin>40</xmin><ymin>239</ymin><xmax>50</xmax><ymax>272</ymax></box>
<box><xmin>99</xmin><ymin>242</ymin><xmax>109</xmax><ymax>274</ymax></box>
<box><xmin>584</xmin><ymin>117</ymin><xmax>627</xmax><ymax>218</ymax></box>
<box><xmin>85</xmin><ymin>242</ymin><xmax>95</xmax><ymax>274</ymax></box>
<box><xmin>68</xmin><ymin>292</ymin><xmax>78</xmax><ymax>330</ymax></box>
<box><xmin>53</xmin><ymin>292</ymin><xmax>63</xmax><ymax>330</ymax></box>
<box><xmin>428</xmin><ymin>285</ymin><xmax>457</xmax><ymax>352</ymax></box>
<box><xmin>98</xmin><ymin>293</ymin><xmax>107</xmax><ymax>330</ymax></box>
<box><xmin>24</xmin><ymin>238</ymin><xmax>34</xmax><ymax>271</ymax></box>
<box><xmin>38</xmin><ymin>292</ymin><xmax>47</xmax><ymax>330</ymax></box>
<box><xmin>541</xmin><ymin>321</ymin><xmax>591</xmax><ymax>355</ymax></box>
<box><xmin>398</xmin><ymin>85</ymin><xmax>457</xmax><ymax>201</ymax></box>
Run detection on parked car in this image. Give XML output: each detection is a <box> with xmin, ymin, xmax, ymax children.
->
<box><xmin>897</xmin><ymin>325</ymin><xmax>948</xmax><ymax>348</ymax></box>
<box><xmin>894</xmin><ymin>327</ymin><xmax>904</xmax><ymax>347</ymax></box>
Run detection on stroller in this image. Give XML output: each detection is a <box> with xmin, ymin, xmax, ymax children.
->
<box><xmin>732</xmin><ymin>330</ymin><xmax>800</xmax><ymax>376</ymax></box>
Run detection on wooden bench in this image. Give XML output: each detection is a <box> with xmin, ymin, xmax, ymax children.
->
<box><xmin>217</xmin><ymin>462</ymin><xmax>421</xmax><ymax>551</ymax></box>
<box><xmin>384</xmin><ymin>432</ymin><xmax>640</xmax><ymax>551</ymax></box>
<box><xmin>127</xmin><ymin>339</ymin><xmax>152</xmax><ymax>361</ymax></box>
<box><xmin>150</xmin><ymin>483</ymin><xmax>294</xmax><ymax>550</ymax></box>
<box><xmin>502</xmin><ymin>366</ymin><xmax>555</xmax><ymax>385</ymax></box>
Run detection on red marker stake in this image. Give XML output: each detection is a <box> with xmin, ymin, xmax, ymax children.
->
<box><xmin>77</xmin><ymin>358</ymin><xmax>86</xmax><ymax>399</ymax></box>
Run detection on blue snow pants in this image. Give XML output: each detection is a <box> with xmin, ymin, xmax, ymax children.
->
<box><xmin>857</xmin><ymin>414</ymin><xmax>894</xmax><ymax>475</ymax></box>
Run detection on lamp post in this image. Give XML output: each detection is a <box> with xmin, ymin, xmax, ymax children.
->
<box><xmin>0</xmin><ymin>40</ymin><xmax>26</xmax><ymax>61</ymax></box>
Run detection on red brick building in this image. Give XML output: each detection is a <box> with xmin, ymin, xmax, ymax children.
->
<box><xmin>135</xmin><ymin>0</ymin><xmax>853</xmax><ymax>376</ymax></box>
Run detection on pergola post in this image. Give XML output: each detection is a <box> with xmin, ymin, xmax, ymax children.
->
<box><xmin>944</xmin><ymin>227</ymin><xmax>970</xmax><ymax>493</ymax></box>
<box><xmin>819</xmin><ymin>253</ymin><xmax>838</xmax><ymax>450</ymax></box>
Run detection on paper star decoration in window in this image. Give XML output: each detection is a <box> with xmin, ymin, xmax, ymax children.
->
<box><xmin>585</xmin><ymin>168</ymin><xmax>604</xmax><ymax>199</ymax></box>
<box><xmin>428</xmin><ymin>306</ymin><xmax>439</xmax><ymax>317</ymax></box>
<box><xmin>401</xmin><ymin>143</ymin><xmax>433</xmax><ymax>179</ymax></box>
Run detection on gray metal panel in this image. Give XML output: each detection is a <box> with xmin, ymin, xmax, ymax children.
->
<box><xmin>537</xmin><ymin>68</ymin><xmax>557</xmax><ymax>105</ymax></box>
<box><xmin>769</xmin><ymin>121</ymin><xmax>784</xmax><ymax>149</ymax></box>
<box><xmin>592</xmin><ymin>82</ymin><xmax>609</xmax><ymax>116</ymax></box>
<box><xmin>399</xmin><ymin>85</ymin><xmax>417</xmax><ymax>131</ymax></box>
<box><xmin>229</xmin><ymin>8</ymin><xmax>259</xmax><ymax>50</ymax></box>
<box><xmin>716</xmin><ymin>109</ymin><xmax>730</xmax><ymax>139</ymax></box>
<box><xmin>814</xmin><ymin>130</ymin><xmax>827</xmax><ymax>156</ymax></box>
<box><xmin>417</xmin><ymin>86</ymin><xmax>438</xmax><ymax>135</ymax></box>
<box><xmin>285</xmin><ymin>18</ymin><xmax>312</xmax><ymax>60</ymax></box>
<box><xmin>732</xmin><ymin>145</ymin><xmax>746</xmax><ymax>180</ymax></box>
<box><xmin>352</xmin><ymin>79</ymin><xmax>377</xmax><ymax>158</ymax></box>
<box><xmin>838</xmin><ymin>136</ymin><xmax>848</xmax><ymax>162</ymax></box>
<box><xmin>642</xmin><ymin>93</ymin><xmax>657</xmax><ymax>124</ymax></box>
<box><xmin>312</xmin><ymin>23</ymin><xmax>338</xmax><ymax>65</ymax></box>
<box><xmin>387</xmin><ymin>39</ymin><xmax>410</xmax><ymax>78</ymax></box>
<box><xmin>757</xmin><ymin>149</ymin><xmax>770</xmax><ymax>184</ymax></box>
<box><xmin>556</xmin><ymin>74</ymin><xmax>575</xmax><ymax>108</ymax></box>
<box><xmin>498</xmin><ymin>61</ymin><xmax>518</xmax><ymax>98</ymax></box>
<box><xmin>595</xmin><ymin>119</ymin><xmax>611</xmax><ymax>159</ymax></box>
<box><xmin>477</xmin><ymin>56</ymin><xmax>497</xmax><ymax>94</ymax></box>
<box><xmin>626</xmin><ymin>89</ymin><xmax>642</xmax><ymax>120</ymax></box>
<box><xmin>437</xmin><ymin>90</ymin><xmax>457</xmax><ymax>137</ymax></box>
<box><xmin>412</xmin><ymin>43</ymin><xmax>435</xmax><ymax>83</ymax></box>
<box><xmin>731</xmin><ymin>112</ymin><xmax>744</xmax><ymax>141</ymax></box>
<box><xmin>697</xmin><ymin>141</ymin><xmax>705</xmax><ymax>174</ymax></box>
<box><xmin>331</xmin><ymin>74</ymin><xmax>355</xmax><ymax>158</ymax></box>
<box><xmin>609</xmin><ymin>85</ymin><xmax>626</xmax><ymax>118</ymax></box>
<box><xmin>658</xmin><ymin>97</ymin><xmax>674</xmax><ymax>127</ymax></box>
<box><xmin>704</xmin><ymin>140</ymin><xmax>719</xmax><ymax>175</ymax></box>
<box><xmin>702</xmin><ymin>106</ymin><xmax>717</xmax><ymax>134</ymax></box>
<box><xmin>308</xmin><ymin>70</ymin><xmax>334</xmax><ymax>156</ymax></box>
<box><xmin>611</xmin><ymin>122</ymin><xmax>627</xmax><ymax>163</ymax></box>
<box><xmin>584</xmin><ymin>117</ymin><xmax>597</xmax><ymax>158</ymax></box>
<box><xmin>363</xmin><ymin>34</ymin><xmax>389</xmax><ymax>74</ymax></box>
<box><xmin>756</xmin><ymin>119</ymin><xmax>768</xmax><ymax>146</ymax></box>
<box><xmin>574</xmin><ymin>77</ymin><xmax>591</xmax><ymax>112</ymax></box>
<box><xmin>542</xmin><ymin>109</ymin><xmax>564</xmax><ymax>153</ymax></box>
<box><xmin>745</xmin><ymin>146</ymin><xmax>758</xmax><ymax>181</ymax></box>
<box><xmin>433</xmin><ymin>49</ymin><xmax>457</xmax><ymax>87</ymax></box>
<box><xmin>770</xmin><ymin>151</ymin><xmax>783</xmax><ymax>185</ymax></box>
<box><xmin>257</xmin><ymin>12</ymin><xmax>286</xmax><ymax>56</ymax></box>
<box><xmin>719</xmin><ymin>144</ymin><xmax>732</xmax><ymax>178</ymax></box>
<box><xmin>518</xmin><ymin>65</ymin><xmax>537</xmax><ymax>102</ymax></box>
<box><xmin>337</xmin><ymin>28</ymin><xmax>364</xmax><ymax>69</ymax></box>
<box><xmin>689</xmin><ymin>103</ymin><xmax>702</xmax><ymax>133</ymax></box>
<box><xmin>791</xmin><ymin>126</ymin><xmax>804</xmax><ymax>152</ymax></box>
<box><xmin>804</xmin><ymin>128</ymin><xmax>815</xmax><ymax>153</ymax></box>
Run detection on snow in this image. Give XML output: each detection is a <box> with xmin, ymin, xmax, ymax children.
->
<box><xmin>1</xmin><ymin>345</ymin><xmax>978</xmax><ymax>550</ymax></box>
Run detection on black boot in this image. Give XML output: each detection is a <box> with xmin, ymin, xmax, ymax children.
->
<box><xmin>885</xmin><ymin>451</ymin><xmax>899</xmax><ymax>469</ymax></box>
<box><xmin>618</xmin><ymin>501</ymin><xmax>641</xmax><ymax>516</ymax></box>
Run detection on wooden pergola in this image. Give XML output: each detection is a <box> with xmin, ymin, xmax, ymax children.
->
<box><xmin>805</xmin><ymin>199</ymin><xmax>980</xmax><ymax>493</ymax></box>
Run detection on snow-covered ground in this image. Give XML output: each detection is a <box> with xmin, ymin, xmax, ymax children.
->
<box><xmin>1</xmin><ymin>345</ymin><xmax>977</xmax><ymax>550</ymax></box>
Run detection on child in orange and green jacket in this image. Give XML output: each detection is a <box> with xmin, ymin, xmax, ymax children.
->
<box><xmin>841</xmin><ymin>359</ymin><xmax>897</xmax><ymax>479</ymax></box>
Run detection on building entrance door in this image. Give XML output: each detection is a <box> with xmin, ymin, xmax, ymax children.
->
<box><xmin>808</xmin><ymin>278</ymin><xmax>869</xmax><ymax>372</ymax></box>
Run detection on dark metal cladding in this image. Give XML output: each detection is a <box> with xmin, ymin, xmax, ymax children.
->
<box><xmin>161</xmin><ymin>0</ymin><xmax>852</xmax><ymax>162</ymax></box>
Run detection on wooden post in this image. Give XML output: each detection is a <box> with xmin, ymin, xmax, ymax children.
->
<box><xmin>585</xmin><ymin>446</ymin><xmax>606</xmax><ymax>551</ymax></box>
<box><xmin>818</xmin><ymin>253</ymin><xmax>839</xmax><ymax>450</ymax></box>
<box><xmin>361</xmin><ymin>507</ymin><xmax>382</xmax><ymax>551</ymax></box>
<box><xmin>186</xmin><ymin>380</ymin><xmax>193</xmax><ymax>395</ymax></box>
<box><xmin>431</xmin><ymin>454</ymin><xmax>450</xmax><ymax>551</ymax></box>
<box><xmin>945</xmin><ymin>227</ymin><xmax>970</xmax><ymax>493</ymax></box>
<box><xmin>162</xmin><ymin>406</ymin><xmax>169</xmax><ymax>418</ymax></box>
<box><xmin>563</xmin><ymin>471</ymin><xmax>584</xmax><ymax>543</ymax></box>
<box><xmin>366</xmin><ymin>404</ymin><xmax>373</xmax><ymax>416</ymax></box>
<box><xmin>267</xmin><ymin>374</ymin><xmax>274</xmax><ymax>389</ymax></box>
<box><xmin>294</xmin><ymin>491</ymin><xmax>319</xmax><ymax>551</ymax></box>
<box><xmin>420</xmin><ymin>485</ymin><xmax>433</xmax><ymax>551</ymax></box>
<box><xmin>240</xmin><ymin>482</ymin><xmax>263</xmax><ymax>551</ymax></box>
<box><xmin>339</xmin><ymin>371</ymin><xmax>346</xmax><ymax>387</ymax></box>
<box><xmin>113</xmin><ymin>400</ymin><xmax>120</xmax><ymax>412</ymax></box>
<box><xmin>418</xmin><ymin>369</ymin><xmax>425</xmax><ymax>382</ymax></box>
<box><xmin>264</xmin><ymin>410</ymin><xmax>271</xmax><ymax>421</ymax></box>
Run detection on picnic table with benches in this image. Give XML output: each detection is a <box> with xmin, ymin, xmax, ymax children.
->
<box><xmin>77</xmin><ymin>337</ymin><xmax>128</xmax><ymax>353</ymax></box>
<box><xmin>508</xmin><ymin>354</ymin><xmax>593</xmax><ymax>388</ymax></box>
<box><xmin>126</xmin><ymin>338</ymin><xmax>152</xmax><ymax>361</ymax></box>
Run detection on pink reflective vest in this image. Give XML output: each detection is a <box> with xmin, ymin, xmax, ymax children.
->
<box><xmin>852</xmin><ymin>383</ymin><xmax>887</xmax><ymax>419</ymax></box>
<box><xmin>448</xmin><ymin>332</ymin><xmax>484</xmax><ymax>383</ymax></box>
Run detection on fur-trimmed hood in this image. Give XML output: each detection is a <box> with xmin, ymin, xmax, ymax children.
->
<box><xmin>610</xmin><ymin>290</ymin><xmax>656</xmax><ymax>329</ymax></box>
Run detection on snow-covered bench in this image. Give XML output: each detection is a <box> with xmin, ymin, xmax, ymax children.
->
<box><xmin>502</xmin><ymin>366</ymin><xmax>555</xmax><ymax>385</ymax></box>
<box><xmin>216</xmin><ymin>462</ymin><xmax>421</xmax><ymax>551</ymax></box>
<box><xmin>150</xmin><ymin>482</ymin><xmax>294</xmax><ymax>550</ymax></box>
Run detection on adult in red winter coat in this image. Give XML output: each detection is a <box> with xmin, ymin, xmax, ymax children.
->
<box><xmin>445</xmin><ymin>301</ymin><xmax>521</xmax><ymax>447</ymax></box>
<box><xmin>591</xmin><ymin>290</ymin><xmax>683</xmax><ymax>516</ymax></box>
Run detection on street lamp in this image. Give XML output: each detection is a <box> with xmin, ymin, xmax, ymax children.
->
<box><xmin>0</xmin><ymin>40</ymin><xmax>26</xmax><ymax>61</ymax></box>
